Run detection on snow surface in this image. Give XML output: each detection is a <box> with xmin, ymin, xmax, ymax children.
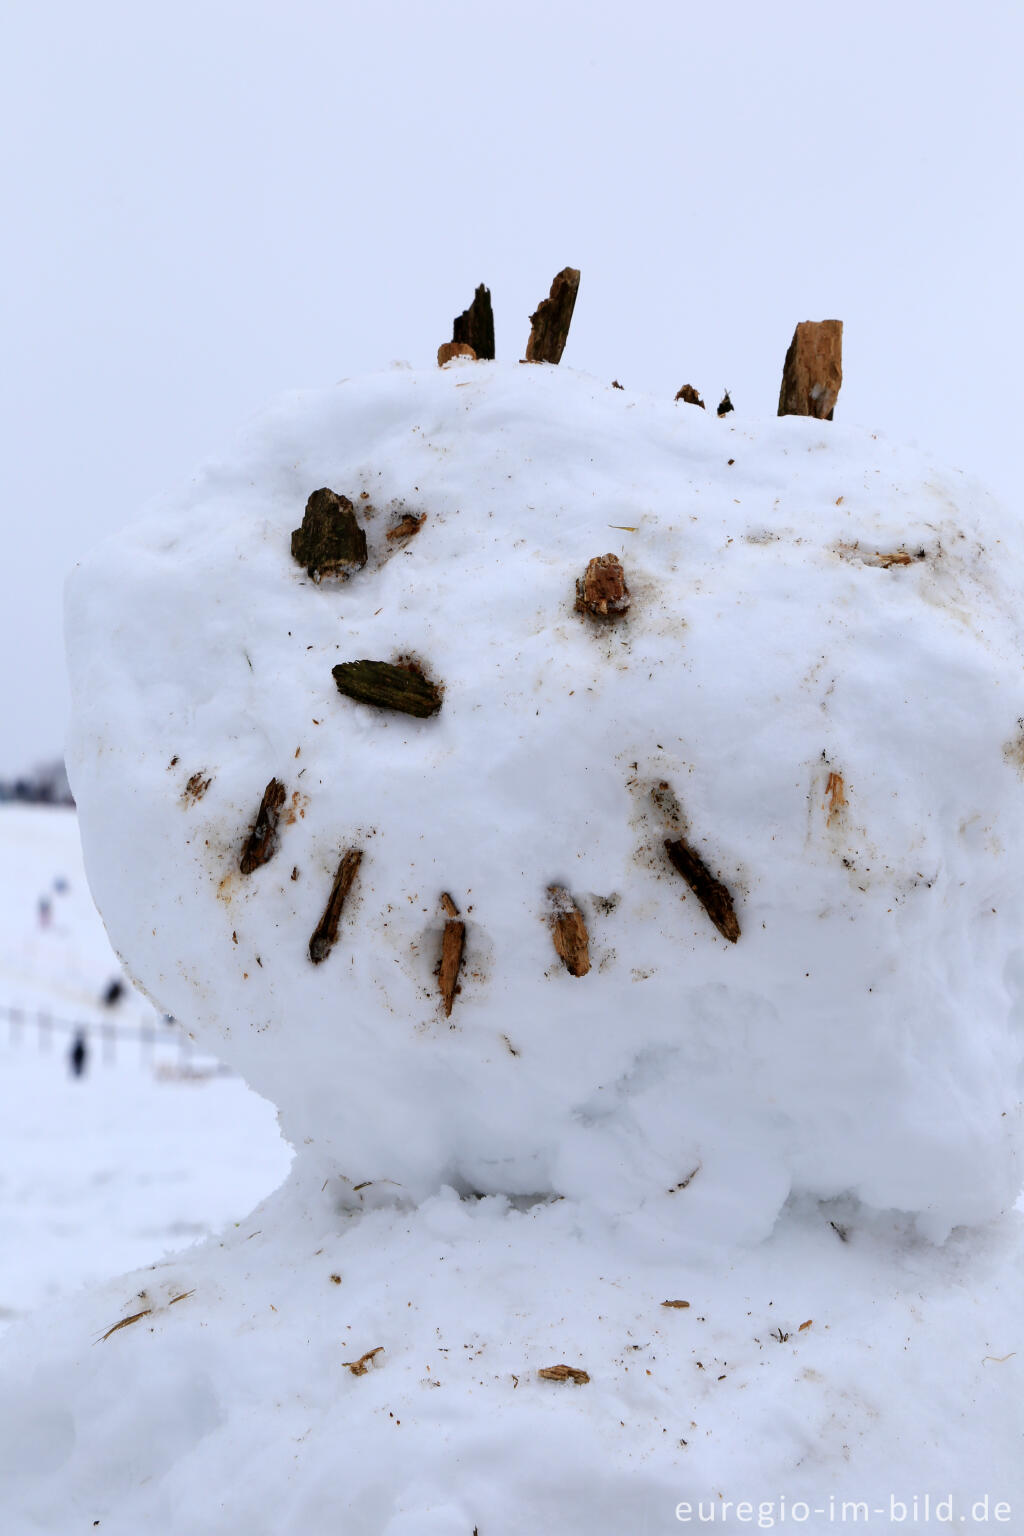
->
<box><xmin>2</xmin><ymin>361</ymin><xmax>1020</xmax><ymax>1531</ymax></box>
<box><xmin>0</xmin><ymin>807</ymin><xmax>291</xmax><ymax>1318</ymax></box>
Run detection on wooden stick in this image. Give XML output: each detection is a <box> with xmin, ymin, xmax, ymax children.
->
<box><xmin>239</xmin><ymin>779</ymin><xmax>286</xmax><ymax>874</ymax></box>
<box><xmin>547</xmin><ymin>885</ymin><xmax>590</xmax><ymax>976</ymax></box>
<box><xmin>452</xmin><ymin>284</ymin><xmax>495</xmax><ymax>360</ymax></box>
<box><xmin>438</xmin><ymin>892</ymin><xmax>466</xmax><ymax>1017</ymax></box>
<box><xmin>778</xmin><ymin>320</ymin><xmax>843</xmax><ymax>420</ymax></box>
<box><xmin>309</xmin><ymin>849</ymin><xmax>363</xmax><ymax>964</ymax></box>
<box><xmin>664</xmin><ymin>838</ymin><xmax>740</xmax><ymax>942</ymax></box>
<box><xmin>525</xmin><ymin>268</ymin><xmax>580</xmax><ymax>364</ymax></box>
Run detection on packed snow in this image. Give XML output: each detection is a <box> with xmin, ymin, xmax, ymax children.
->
<box><xmin>1</xmin><ymin>361</ymin><xmax>1020</xmax><ymax>1532</ymax></box>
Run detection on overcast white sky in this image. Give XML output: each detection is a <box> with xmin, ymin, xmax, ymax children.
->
<box><xmin>1</xmin><ymin>0</ymin><xmax>1021</xmax><ymax>774</ymax></box>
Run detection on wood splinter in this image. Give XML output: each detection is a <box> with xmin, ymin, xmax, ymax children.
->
<box><xmin>342</xmin><ymin>1346</ymin><xmax>383</xmax><ymax>1377</ymax></box>
<box><xmin>239</xmin><ymin>779</ymin><xmax>286</xmax><ymax>874</ymax></box>
<box><xmin>309</xmin><ymin>849</ymin><xmax>363</xmax><ymax>964</ymax></box>
<box><xmin>438</xmin><ymin>892</ymin><xmax>466</xmax><ymax>1017</ymax></box>
<box><xmin>538</xmin><ymin>1364</ymin><xmax>590</xmax><ymax>1384</ymax></box>
<box><xmin>548</xmin><ymin>886</ymin><xmax>591</xmax><ymax>977</ymax></box>
<box><xmin>525</xmin><ymin>267</ymin><xmax>580</xmax><ymax>364</ymax></box>
<box><xmin>664</xmin><ymin>837</ymin><xmax>740</xmax><ymax>943</ymax></box>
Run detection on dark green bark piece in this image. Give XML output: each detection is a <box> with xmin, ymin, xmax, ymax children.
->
<box><xmin>664</xmin><ymin>837</ymin><xmax>740</xmax><ymax>943</ymax></box>
<box><xmin>525</xmin><ymin>268</ymin><xmax>580</xmax><ymax>364</ymax></box>
<box><xmin>240</xmin><ymin>778</ymin><xmax>286</xmax><ymax>874</ymax></box>
<box><xmin>453</xmin><ymin>284</ymin><xmax>495</xmax><ymax>360</ymax></box>
<box><xmin>291</xmin><ymin>488</ymin><xmax>368</xmax><ymax>580</ymax></box>
<box><xmin>309</xmin><ymin>849</ymin><xmax>363</xmax><ymax>964</ymax></box>
<box><xmin>332</xmin><ymin>660</ymin><xmax>442</xmax><ymax>718</ymax></box>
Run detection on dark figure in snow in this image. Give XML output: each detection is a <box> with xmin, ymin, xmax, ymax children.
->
<box><xmin>38</xmin><ymin>896</ymin><xmax>52</xmax><ymax>929</ymax></box>
<box><xmin>101</xmin><ymin>977</ymin><xmax>125</xmax><ymax>1007</ymax></box>
<box><xmin>69</xmin><ymin>1031</ymin><xmax>88</xmax><ymax>1078</ymax></box>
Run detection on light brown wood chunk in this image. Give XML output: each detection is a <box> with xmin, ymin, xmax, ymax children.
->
<box><xmin>438</xmin><ymin>892</ymin><xmax>466</xmax><ymax>1017</ymax></box>
<box><xmin>291</xmin><ymin>488</ymin><xmax>368</xmax><ymax>580</ymax></box>
<box><xmin>309</xmin><ymin>849</ymin><xmax>363</xmax><ymax>964</ymax></box>
<box><xmin>239</xmin><ymin>779</ymin><xmax>287</xmax><ymax>874</ymax></box>
<box><xmin>674</xmin><ymin>384</ymin><xmax>705</xmax><ymax>408</ymax></box>
<box><xmin>525</xmin><ymin>268</ymin><xmax>580</xmax><ymax>364</ymax></box>
<box><xmin>664</xmin><ymin>837</ymin><xmax>740</xmax><ymax>943</ymax></box>
<box><xmin>778</xmin><ymin>319</ymin><xmax>843</xmax><ymax>420</ymax></box>
<box><xmin>661</xmin><ymin>1299</ymin><xmax>691</xmax><ymax>1309</ymax></box>
<box><xmin>437</xmin><ymin>341</ymin><xmax>477</xmax><ymax>367</ymax></box>
<box><xmin>538</xmin><ymin>1364</ymin><xmax>590</xmax><ymax>1384</ymax></box>
<box><xmin>548</xmin><ymin>886</ymin><xmax>591</xmax><ymax>977</ymax></box>
<box><xmin>575</xmin><ymin>553</ymin><xmax>630</xmax><ymax>619</ymax></box>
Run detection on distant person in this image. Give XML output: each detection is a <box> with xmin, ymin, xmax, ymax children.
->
<box><xmin>37</xmin><ymin>896</ymin><xmax>51</xmax><ymax>929</ymax></box>
<box><xmin>101</xmin><ymin>978</ymin><xmax>125</xmax><ymax>1007</ymax></box>
<box><xmin>69</xmin><ymin>1031</ymin><xmax>88</xmax><ymax>1079</ymax></box>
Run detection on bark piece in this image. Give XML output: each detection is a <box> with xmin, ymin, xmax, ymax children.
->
<box><xmin>437</xmin><ymin>341</ymin><xmax>477</xmax><ymax>367</ymax></box>
<box><xmin>438</xmin><ymin>892</ymin><xmax>466</xmax><ymax>1017</ymax></box>
<box><xmin>309</xmin><ymin>849</ymin><xmax>363</xmax><ymax>964</ymax></box>
<box><xmin>452</xmin><ymin>284</ymin><xmax>495</xmax><ymax>360</ymax></box>
<box><xmin>664</xmin><ymin>837</ymin><xmax>740</xmax><ymax>943</ymax></box>
<box><xmin>291</xmin><ymin>488</ymin><xmax>368</xmax><ymax>581</ymax></box>
<box><xmin>547</xmin><ymin>886</ymin><xmax>591</xmax><ymax>977</ymax></box>
<box><xmin>778</xmin><ymin>320</ymin><xmax>843</xmax><ymax>420</ymax></box>
<box><xmin>332</xmin><ymin>660</ymin><xmax>442</xmax><ymax>718</ymax></box>
<box><xmin>240</xmin><ymin>779</ymin><xmax>286</xmax><ymax>874</ymax></box>
<box><xmin>538</xmin><ymin>1364</ymin><xmax>590</xmax><ymax>1384</ymax></box>
<box><xmin>385</xmin><ymin>512</ymin><xmax>426</xmax><ymax>543</ymax></box>
<box><xmin>575</xmin><ymin>553</ymin><xmax>630</xmax><ymax>619</ymax></box>
<box><xmin>674</xmin><ymin>384</ymin><xmax>705</xmax><ymax>408</ymax></box>
<box><xmin>716</xmin><ymin>390</ymin><xmax>734</xmax><ymax>417</ymax></box>
<box><xmin>525</xmin><ymin>267</ymin><xmax>580</xmax><ymax>364</ymax></box>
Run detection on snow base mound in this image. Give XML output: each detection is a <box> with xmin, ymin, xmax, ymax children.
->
<box><xmin>66</xmin><ymin>361</ymin><xmax>1024</xmax><ymax>1243</ymax></box>
<box><xmin>1</xmin><ymin>1158</ymin><xmax>1021</xmax><ymax>1535</ymax></box>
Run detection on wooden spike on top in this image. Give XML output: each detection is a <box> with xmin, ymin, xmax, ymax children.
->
<box><xmin>525</xmin><ymin>268</ymin><xmax>580</xmax><ymax>364</ymax></box>
<box><xmin>453</xmin><ymin>284</ymin><xmax>495</xmax><ymax>360</ymax></box>
<box><xmin>778</xmin><ymin>320</ymin><xmax>843</xmax><ymax>420</ymax></box>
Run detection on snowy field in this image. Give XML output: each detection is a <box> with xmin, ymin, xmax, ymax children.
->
<box><xmin>0</xmin><ymin>806</ymin><xmax>291</xmax><ymax>1321</ymax></box>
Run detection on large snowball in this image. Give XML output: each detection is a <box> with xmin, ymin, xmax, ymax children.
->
<box><xmin>66</xmin><ymin>362</ymin><xmax>1024</xmax><ymax>1242</ymax></box>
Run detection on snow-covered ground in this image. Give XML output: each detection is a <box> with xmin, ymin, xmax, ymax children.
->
<box><xmin>0</xmin><ymin>806</ymin><xmax>291</xmax><ymax>1320</ymax></box>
